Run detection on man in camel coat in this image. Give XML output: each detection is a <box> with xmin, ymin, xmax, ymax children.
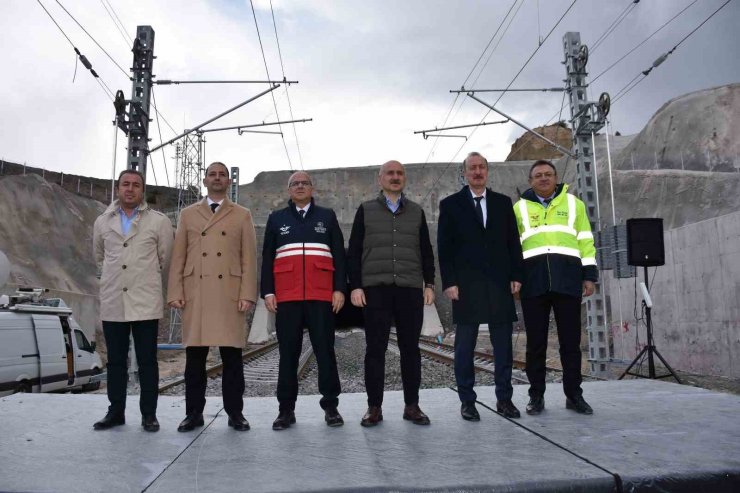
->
<box><xmin>168</xmin><ymin>161</ymin><xmax>258</xmax><ymax>432</ymax></box>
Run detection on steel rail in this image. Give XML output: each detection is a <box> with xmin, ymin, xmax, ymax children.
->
<box><xmin>158</xmin><ymin>341</ymin><xmax>279</xmax><ymax>393</ymax></box>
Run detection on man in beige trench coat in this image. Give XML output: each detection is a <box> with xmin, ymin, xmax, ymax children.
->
<box><xmin>93</xmin><ymin>169</ymin><xmax>173</xmax><ymax>432</ymax></box>
<box><xmin>168</xmin><ymin>162</ymin><xmax>258</xmax><ymax>432</ymax></box>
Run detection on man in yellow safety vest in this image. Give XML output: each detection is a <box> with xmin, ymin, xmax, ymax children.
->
<box><xmin>513</xmin><ymin>160</ymin><xmax>597</xmax><ymax>416</ymax></box>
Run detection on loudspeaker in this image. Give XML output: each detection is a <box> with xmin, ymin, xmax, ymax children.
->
<box><xmin>626</xmin><ymin>218</ymin><xmax>665</xmax><ymax>267</ymax></box>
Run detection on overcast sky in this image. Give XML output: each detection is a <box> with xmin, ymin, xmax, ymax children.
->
<box><xmin>2</xmin><ymin>0</ymin><xmax>738</xmax><ymax>185</ymax></box>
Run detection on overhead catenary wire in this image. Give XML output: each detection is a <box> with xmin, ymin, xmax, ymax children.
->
<box><xmin>248</xmin><ymin>0</ymin><xmax>294</xmax><ymax>171</ymax></box>
<box><xmin>269</xmin><ymin>0</ymin><xmax>304</xmax><ymax>170</ymax></box>
<box><xmin>103</xmin><ymin>0</ymin><xmax>133</xmax><ymax>44</ymax></box>
<box><xmin>36</xmin><ymin>0</ymin><xmax>115</xmax><ymax>101</ymax></box>
<box><xmin>422</xmin><ymin>0</ymin><xmax>521</xmax><ymax>166</ymax></box>
<box><xmin>611</xmin><ymin>0</ymin><xmax>733</xmax><ymax>105</ymax></box>
<box><xmin>591</xmin><ymin>0</ymin><xmax>699</xmax><ymax>84</ymax></box>
<box><xmin>99</xmin><ymin>0</ymin><xmax>132</xmax><ymax>50</ymax></box>
<box><xmin>54</xmin><ymin>0</ymin><xmax>131</xmax><ymax>80</ymax></box>
<box><xmin>590</xmin><ymin>0</ymin><xmax>639</xmax><ymax>55</ymax></box>
<box><xmin>422</xmin><ymin>0</ymin><xmax>579</xmax><ymax>202</ymax></box>
<box><xmin>151</xmin><ymin>87</ymin><xmax>171</xmax><ymax>187</ymax></box>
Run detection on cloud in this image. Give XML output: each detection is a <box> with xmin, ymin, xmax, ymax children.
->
<box><xmin>1</xmin><ymin>0</ymin><xmax>738</xmax><ymax>188</ymax></box>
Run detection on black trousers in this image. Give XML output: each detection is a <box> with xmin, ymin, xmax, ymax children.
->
<box><xmin>275</xmin><ymin>300</ymin><xmax>341</xmax><ymax>411</ymax></box>
<box><xmin>363</xmin><ymin>286</ymin><xmax>423</xmax><ymax>407</ymax></box>
<box><xmin>185</xmin><ymin>346</ymin><xmax>244</xmax><ymax>416</ymax></box>
<box><xmin>102</xmin><ymin>319</ymin><xmax>159</xmax><ymax>416</ymax></box>
<box><xmin>522</xmin><ymin>292</ymin><xmax>584</xmax><ymax>400</ymax></box>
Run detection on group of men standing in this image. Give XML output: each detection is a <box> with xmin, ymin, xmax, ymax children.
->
<box><xmin>92</xmin><ymin>152</ymin><xmax>596</xmax><ymax>432</ymax></box>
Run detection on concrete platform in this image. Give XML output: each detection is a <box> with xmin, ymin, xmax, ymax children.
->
<box><xmin>0</xmin><ymin>380</ymin><xmax>738</xmax><ymax>492</ymax></box>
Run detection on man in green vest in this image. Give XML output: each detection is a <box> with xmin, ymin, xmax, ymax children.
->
<box><xmin>513</xmin><ymin>160</ymin><xmax>597</xmax><ymax>415</ymax></box>
<box><xmin>348</xmin><ymin>160</ymin><xmax>436</xmax><ymax>427</ymax></box>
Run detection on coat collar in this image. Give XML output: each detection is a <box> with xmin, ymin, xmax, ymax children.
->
<box><xmin>521</xmin><ymin>183</ymin><xmax>567</xmax><ymax>204</ymax></box>
<box><xmin>455</xmin><ymin>185</ymin><xmax>492</xmax><ymax>230</ymax></box>
<box><xmin>104</xmin><ymin>199</ymin><xmax>150</xmax><ymax>239</ymax></box>
<box><xmin>198</xmin><ymin>196</ymin><xmax>234</xmax><ymax>229</ymax></box>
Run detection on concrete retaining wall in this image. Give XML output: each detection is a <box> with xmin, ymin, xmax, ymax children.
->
<box><xmin>606</xmin><ymin>210</ymin><xmax>740</xmax><ymax>378</ymax></box>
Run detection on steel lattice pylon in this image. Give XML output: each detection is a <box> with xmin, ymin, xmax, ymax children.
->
<box><xmin>167</xmin><ymin>132</ymin><xmax>205</xmax><ymax>343</ymax></box>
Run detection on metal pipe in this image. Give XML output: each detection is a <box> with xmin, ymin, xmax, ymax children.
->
<box><xmin>148</xmin><ymin>85</ymin><xmax>280</xmax><ymax>153</ymax></box>
<box><xmin>451</xmin><ymin>87</ymin><xmax>564</xmax><ymax>93</ymax></box>
<box><xmin>467</xmin><ymin>93</ymin><xmax>576</xmax><ymax>158</ymax></box>
<box><xmin>155</xmin><ymin>79</ymin><xmax>297</xmax><ymax>85</ymax></box>
<box><xmin>201</xmin><ymin>118</ymin><xmax>312</xmax><ymax>134</ymax></box>
<box><xmin>413</xmin><ymin>119</ymin><xmax>508</xmax><ymax>135</ymax></box>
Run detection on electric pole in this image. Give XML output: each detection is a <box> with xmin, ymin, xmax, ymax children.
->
<box><xmin>127</xmin><ymin>26</ymin><xmax>155</xmax><ymax>176</ymax></box>
<box><xmin>563</xmin><ymin>32</ymin><xmax>610</xmax><ymax>378</ymax></box>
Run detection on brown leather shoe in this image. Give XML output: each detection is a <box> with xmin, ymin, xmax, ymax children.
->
<box><xmin>360</xmin><ymin>406</ymin><xmax>383</xmax><ymax>427</ymax></box>
<box><xmin>402</xmin><ymin>404</ymin><xmax>430</xmax><ymax>425</ymax></box>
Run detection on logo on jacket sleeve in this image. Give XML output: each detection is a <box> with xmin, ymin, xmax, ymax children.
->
<box><xmin>314</xmin><ymin>221</ymin><xmax>327</xmax><ymax>234</ymax></box>
<box><xmin>280</xmin><ymin>225</ymin><xmax>291</xmax><ymax>235</ymax></box>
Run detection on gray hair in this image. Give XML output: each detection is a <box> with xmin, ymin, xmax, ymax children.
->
<box><xmin>461</xmin><ymin>152</ymin><xmax>488</xmax><ymax>172</ymax></box>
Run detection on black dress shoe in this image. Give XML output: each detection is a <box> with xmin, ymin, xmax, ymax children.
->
<box><xmin>403</xmin><ymin>404</ymin><xmax>431</xmax><ymax>425</ymax></box>
<box><xmin>566</xmin><ymin>396</ymin><xmax>593</xmax><ymax>415</ymax></box>
<box><xmin>360</xmin><ymin>406</ymin><xmax>383</xmax><ymax>427</ymax></box>
<box><xmin>526</xmin><ymin>396</ymin><xmax>545</xmax><ymax>415</ymax></box>
<box><xmin>177</xmin><ymin>413</ymin><xmax>205</xmax><ymax>432</ymax></box>
<box><xmin>141</xmin><ymin>415</ymin><xmax>160</xmax><ymax>432</ymax></box>
<box><xmin>496</xmin><ymin>400</ymin><xmax>521</xmax><ymax>419</ymax></box>
<box><xmin>324</xmin><ymin>407</ymin><xmax>344</xmax><ymax>427</ymax></box>
<box><xmin>272</xmin><ymin>410</ymin><xmax>296</xmax><ymax>430</ymax></box>
<box><xmin>227</xmin><ymin>413</ymin><xmax>250</xmax><ymax>431</ymax></box>
<box><xmin>93</xmin><ymin>412</ymin><xmax>125</xmax><ymax>430</ymax></box>
<box><xmin>461</xmin><ymin>401</ymin><xmax>480</xmax><ymax>421</ymax></box>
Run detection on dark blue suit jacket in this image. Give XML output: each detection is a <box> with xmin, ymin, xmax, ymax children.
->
<box><xmin>437</xmin><ymin>186</ymin><xmax>524</xmax><ymax>324</ymax></box>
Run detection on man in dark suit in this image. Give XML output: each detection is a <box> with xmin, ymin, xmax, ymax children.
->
<box><xmin>437</xmin><ymin>152</ymin><xmax>524</xmax><ymax>420</ymax></box>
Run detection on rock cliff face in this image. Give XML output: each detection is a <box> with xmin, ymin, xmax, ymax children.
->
<box><xmin>0</xmin><ymin>174</ymin><xmax>103</xmax><ymax>293</ymax></box>
<box><xmin>505</xmin><ymin>123</ymin><xmax>573</xmax><ymax>161</ymax></box>
<box><xmin>613</xmin><ymin>83</ymin><xmax>740</xmax><ymax>172</ymax></box>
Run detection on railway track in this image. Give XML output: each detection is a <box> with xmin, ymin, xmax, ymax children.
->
<box><xmin>389</xmin><ymin>335</ymin><xmax>604</xmax><ymax>384</ymax></box>
<box><xmin>158</xmin><ymin>335</ymin><xmax>314</xmax><ymax>393</ymax></box>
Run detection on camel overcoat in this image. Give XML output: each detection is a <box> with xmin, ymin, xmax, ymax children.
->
<box><xmin>167</xmin><ymin>198</ymin><xmax>258</xmax><ymax>348</ymax></box>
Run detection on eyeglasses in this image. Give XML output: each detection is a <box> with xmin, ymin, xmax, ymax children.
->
<box><xmin>532</xmin><ymin>172</ymin><xmax>556</xmax><ymax>179</ymax></box>
<box><xmin>289</xmin><ymin>180</ymin><xmax>312</xmax><ymax>188</ymax></box>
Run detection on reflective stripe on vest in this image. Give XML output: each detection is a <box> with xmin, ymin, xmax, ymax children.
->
<box><xmin>517</xmin><ymin>194</ymin><xmax>577</xmax><ymax>242</ymax></box>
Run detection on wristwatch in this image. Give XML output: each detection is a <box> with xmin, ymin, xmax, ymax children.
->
<box><xmin>425</xmin><ymin>283</ymin><xmax>435</xmax><ymax>289</ymax></box>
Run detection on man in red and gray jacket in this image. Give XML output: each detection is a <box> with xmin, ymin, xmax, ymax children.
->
<box><xmin>261</xmin><ymin>171</ymin><xmax>346</xmax><ymax>430</ymax></box>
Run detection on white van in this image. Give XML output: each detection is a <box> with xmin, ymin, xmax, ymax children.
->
<box><xmin>0</xmin><ymin>289</ymin><xmax>103</xmax><ymax>397</ymax></box>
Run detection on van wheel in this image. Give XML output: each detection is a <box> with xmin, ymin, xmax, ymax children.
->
<box><xmin>14</xmin><ymin>381</ymin><xmax>32</xmax><ymax>394</ymax></box>
<box><xmin>82</xmin><ymin>369</ymin><xmax>102</xmax><ymax>392</ymax></box>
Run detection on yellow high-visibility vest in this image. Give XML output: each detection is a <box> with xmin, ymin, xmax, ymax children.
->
<box><xmin>513</xmin><ymin>184</ymin><xmax>596</xmax><ymax>266</ymax></box>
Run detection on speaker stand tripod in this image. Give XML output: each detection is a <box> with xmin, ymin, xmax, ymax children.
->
<box><xmin>619</xmin><ymin>266</ymin><xmax>682</xmax><ymax>383</ymax></box>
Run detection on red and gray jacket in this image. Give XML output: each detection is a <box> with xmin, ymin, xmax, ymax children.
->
<box><xmin>260</xmin><ymin>199</ymin><xmax>346</xmax><ymax>302</ymax></box>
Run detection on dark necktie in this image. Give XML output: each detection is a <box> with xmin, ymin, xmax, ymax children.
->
<box><xmin>298</xmin><ymin>209</ymin><xmax>305</xmax><ymax>218</ymax></box>
<box><xmin>542</xmin><ymin>199</ymin><xmax>550</xmax><ymax>208</ymax></box>
<box><xmin>474</xmin><ymin>196</ymin><xmax>484</xmax><ymax>227</ymax></box>
<box><xmin>210</xmin><ymin>203</ymin><xmax>218</xmax><ymax>214</ymax></box>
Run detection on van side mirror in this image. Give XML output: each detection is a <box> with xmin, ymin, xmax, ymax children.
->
<box><xmin>90</xmin><ymin>341</ymin><xmax>97</xmax><ymax>352</ymax></box>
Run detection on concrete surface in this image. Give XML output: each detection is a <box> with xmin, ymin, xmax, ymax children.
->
<box><xmin>1</xmin><ymin>380</ymin><xmax>739</xmax><ymax>492</ymax></box>
<box><xmin>606</xmin><ymin>209</ymin><xmax>740</xmax><ymax>378</ymax></box>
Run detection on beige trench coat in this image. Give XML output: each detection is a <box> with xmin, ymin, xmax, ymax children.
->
<box><xmin>93</xmin><ymin>200</ymin><xmax>174</xmax><ymax>322</ymax></box>
<box><xmin>167</xmin><ymin>198</ymin><xmax>258</xmax><ymax>348</ymax></box>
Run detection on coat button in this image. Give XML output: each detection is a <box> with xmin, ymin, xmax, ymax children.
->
<box><xmin>122</xmin><ymin>265</ymin><xmax>127</xmax><ymax>269</ymax></box>
<box><xmin>123</xmin><ymin>242</ymin><xmax>128</xmax><ymax>247</ymax></box>
<box><xmin>393</xmin><ymin>244</ymin><xmax>397</xmax><ymax>247</ymax></box>
<box><xmin>222</xmin><ymin>231</ymin><xmax>226</xmax><ymax>236</ymax></box>
<box><xmin>217</xmin><ymin>252</ymin><xmax>222</xmax><ymax>256</ymax></box>
<box><xmin>200</xmin><ymin>275</ymin><xmax>202</xmax><ymax>279</ymax></box>
<box><xmin>202</xmin><ymin>252</ymin><xmax>207</xmax><ymax>257</ymax></box>
<box><xmin>218</xmin><ymin>274</ymin><xmax>223</xmax><ymax>279</ymax></box>
<box><xmin>201</xmin><ymin>232</ymin><xmax>206</xmax><ymax>236</ymax></box>
<box><xmin>122</xmin><ymin>287</ymin><xmax>128</xmax><ymax>292</ymax></box>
